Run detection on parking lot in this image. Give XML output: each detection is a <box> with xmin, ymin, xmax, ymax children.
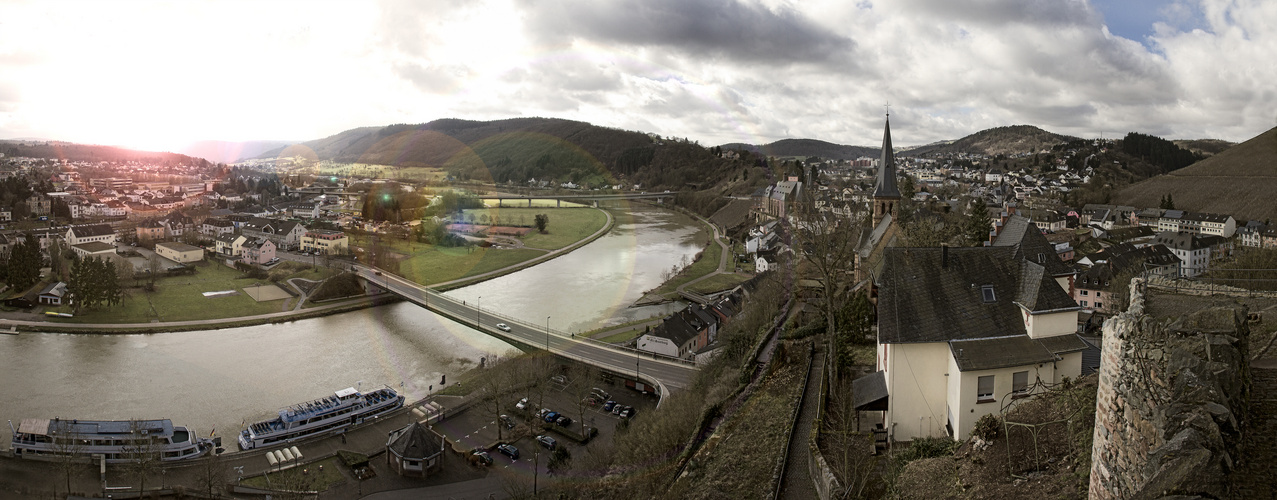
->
<box><xmin>427</xmin><ymin>369</ymin><xmax>660</xmax><ymax>477</ymax></box>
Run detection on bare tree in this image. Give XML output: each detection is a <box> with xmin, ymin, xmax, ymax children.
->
<box><xmin>567</xmin><ymin>363</ymin><xmax>599</xmax><ymax>439</ymax></box>
<box><xmin>122</xmin><ymin>419</ymin><xmax>161</xmax><ymax>494</ymax></box>
<box><xmin>824</xmin><ymin>376</ymin><xmax>877</xmax><ymax>499</ymax></box>
<box><xmin>50</xmin><ymin>423</ymin><xmax>87</xmax><ymax>498</ymax></box>
<box><xmin>793</xmin><ymin>189</ymin><xmax>863</xmax><ymax>344</ymax></box>
<box><xmin>194</xmin><ymin>452</ymin><xmax>228</xmax><ymax>499</ymax></box>
<box><xmin>481</xmin><ymin>356</ymin><xmax>515</xmax><ymax>442</ymax></box>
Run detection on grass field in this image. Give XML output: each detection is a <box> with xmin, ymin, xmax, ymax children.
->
<box><xmin>685</xmin><ymin>272</ymin><xmax>752</xmax><ymax>295</ymax></box>
<box><xmin>45</xmin><ymin>263</ymin><xmax>288</xmax><ymax>323</ymax></box>
<box><xmin>483</xmin><ymin>199</ymin><xmax>588</xmax><ymax>208</ymax></box>
<box><xmin>241</xmin><ymin>456</ymin><xmax>345</xmax><ymax>491</ymax></box>
<box><xmin>399</xmin><ymin>247</ymin><xmax>547</xmax><ymax>285</ymax></box>
<box><xmin>315</xmin><ymin>163</ymin><xmax>447</xmax><ymax>183</ymax></box>
<box><xmin>459</xmin><ymin>207</ymin><xmax>607</xmax><ymax>250</ymax></box>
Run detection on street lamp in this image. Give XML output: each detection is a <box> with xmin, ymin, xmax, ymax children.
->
<box><xmin>546</xmin><ymin>316</ymin><xmax>551</xmax><ymax>353</ymax></box>
<box><xmin>476</xmin><ymin>296</ymin><xmax>481</xmax><ymax>328</ymax></box>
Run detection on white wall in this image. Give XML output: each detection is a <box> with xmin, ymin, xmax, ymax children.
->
<box><xmin>1024</xmin><ymin>310</ymin><xmax>1078</xmax><ymax>339</ymax></box>
<box><xmin>637</xmin><ymin>335</ymin><xmax>678</xmax><ymax>358</ymax></box>
<box><xmin>949</xmin><ymin>361</ymin><xmax>1056</xmax><ymax>440</ymax></box>
<box><xmin>884</xmin><ymin>342</ymin><xmax>951</xmax><ymax>442</ymax></box>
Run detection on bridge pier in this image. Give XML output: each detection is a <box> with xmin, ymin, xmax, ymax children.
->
<box><xmin>557</xmin><ymin>199</ymin><xmax>561</xmax><ymax>208</ymax></box>
<box><xmin>529</xmin><ymin>198</ymin><xmax>533</xmax><ymax>207</ymax></box>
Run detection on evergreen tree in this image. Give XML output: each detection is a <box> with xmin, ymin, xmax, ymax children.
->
<box><xmin>964</xmin><ymin>199</ymin><xmax>993</xmax><ymax>246</ymax></box>
<box><xmin>6</xmin><ymin>234</ymin><xmax>42</xmax><ymax>291</ymax></box>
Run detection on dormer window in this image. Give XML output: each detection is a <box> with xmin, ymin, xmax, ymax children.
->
<box><xmin>981</xmin><ymin>285</ymin><xmax>996</xmax><ymax>303</ymax></box>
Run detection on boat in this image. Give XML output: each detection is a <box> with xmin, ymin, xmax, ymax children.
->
<box><xmin>237</xmin><ymin>386</ymin><xmax>404</xmax><ymax>450</ymax></box>
<box><xmin>8</xmin><ymin>418</ymin><xmax>214</xmax><ymax>463</ymax></box>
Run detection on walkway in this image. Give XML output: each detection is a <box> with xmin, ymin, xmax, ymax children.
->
<box><xmin>1233</xmin><ymin>356</ymin><xmax>1277</xmax><ymax>498</ymax></box>
<box><xmin>779</xmin><ymin>343</ymin><xmax>826</xmax><ymax>500</ymax></box>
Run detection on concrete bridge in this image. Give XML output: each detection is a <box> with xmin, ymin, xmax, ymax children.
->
<box><xmin>478</xmin><ymin>191</ymin><xmax>678</xmax><ymax>208</ymax></box>
<box><xmin>353</xmin><ymin>265</ymin><xmax>698</xmax><ymax>397</ymax></box>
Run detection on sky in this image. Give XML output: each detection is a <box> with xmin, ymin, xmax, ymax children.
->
<box><xmin>0</xmin><ymin>0</ymin><xmax>1274</xmax><ymax>154</ymax></box>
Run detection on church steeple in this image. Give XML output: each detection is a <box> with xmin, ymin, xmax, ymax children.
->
<box><xmin>872</xmin><ymin>113</ymin><xmax>901</xmax><ymax>226</ymax></box>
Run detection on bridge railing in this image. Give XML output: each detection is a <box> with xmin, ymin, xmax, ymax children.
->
<box><xmin>362</xmin><ymin>268</ymin><xmax>697</xmax><ymax>368</ymax></box>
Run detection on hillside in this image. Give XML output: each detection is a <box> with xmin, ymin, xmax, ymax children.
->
<box><xmin>255</xmin><ymin>118</ymin><xmax>767</xmax><ymax>194</ymax></box>
<box><xmin>0</xmin><ymin>140</ymin><xmax>209</xmax><ymax>166</ymax></box>
<box><xmin>1113</xmin><ymin>126</ymin><xmax>1277</xmax><ymax>222</ymax></box>
<box><xmin>901</xmin><ymin>125</ymin><xmax>1079</xmax><ymax>156</ymax></box>
<box><xmin>178</xmin><ymin>140</ymin><xmax>295</xmax><ymax>164</ymax></box>
<box><xmin>1174</xmin><ymin>138</ymin><xmax>1235</xmax><ymax>157</ymax></box>
<box><xmin>718</xmin><ymin>138</ymin><xmax>879</xmax><ymax>160</ymax></box>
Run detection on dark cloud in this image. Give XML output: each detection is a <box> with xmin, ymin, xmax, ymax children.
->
<box><xmin>892</xmin><ymin>0</ymin><xmax>1098</xmax><ymax>28</ymax></box>
<box><xmin>519</xmin><ymin>0</ymin><xmax>855</xmax><ymax>65</ymax></box>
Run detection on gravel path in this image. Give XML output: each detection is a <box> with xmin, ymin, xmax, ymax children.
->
<box><xmin>780</xmin><ymin>344</ymin><xmax>826</xmax><ymax>500</ymax></box>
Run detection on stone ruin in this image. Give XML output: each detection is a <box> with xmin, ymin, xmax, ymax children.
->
<box><xmin>1089</xmin><ymin>278</ymin><xmax>1249</xmax><ymax>499</ymax></box>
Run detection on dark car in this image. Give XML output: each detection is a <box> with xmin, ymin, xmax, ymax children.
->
<box><xmin>497</xmin><ymin>443</ymin><xmax>520</xmax><ymax>459</ymax></box>
<box><xmin>620</xmin><ymin>407</ymin><xmax>635</xmax><ymax>419</ymax></box>
<box><xmin>471</xmin><ymin>450</ymin><xmax>493</xmax><ymax>465</ymax></box>
<box><xmin>536</xmin><ymin>435</ymin><xmax>557</xmax><ymax>450</ymax></box>
<box><xmin>544</xmin><ymin>411</ymin><xmax>560</xmax><ymax>423</ymax></box>
<box><xmin>612</xmin><ymin>404</ymin><xmax>626</xmax><ymax>415</ymax></box>
<box><xmin>602</xmin><ymin>400</ymin><xmax>617</xmax><ymax>412</ymax></box>
<box><xmin>500</xmin><ymin>414</ymin><xmax>514</xmax><ymax>429</ymax></box>
<box><xmin>556</xmin><ymin>415</ymin><xmax>573</xmax><ymax>427</ymax></box>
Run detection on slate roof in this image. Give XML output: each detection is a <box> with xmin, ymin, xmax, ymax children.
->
<box><xmin>1154</xmin><ymin>231</ymin><xmax>1210</xmax><ymax>251</ymax></box>
<box><xmin>69</xmin><ymin>224</ymin><xmax>115</xmax><ymax>239</ymax></box>
<box><xmin>877</xmin><ymin>246</ymin><xmax>1078</xmax><ymax>344</ymax></box>
<box><xmin>387</xmin><ymin>422</ymin><xmax>443</xmax><ymax>459</ymax></box>
<box><xmin>73</xmin><ymin>241</ymin><xmax>116</xmax><ymax>253</ymax></box>
<box><xmin>1037</xmin><ymin>333</ymin><xmax>1089</xmax><ymax>355</ymax></box>
<box><xmin>992</xmin><ymin>215</ymin><xmax>1075</xmax><ymax>277</ymax></box>
<box><xmin>949</xmin><ymin>335</ymin><xmax>1059</xmax><ymax>372</ymax></box>
<box><xmin>852</xmin><ymin>370</ymin><xmax>889</xmax><ymax>411</ymax></box>
<box><xmin>872</xmin><ymin>116</ymin><xmax>901</xmax><ymax>199</ymax></box>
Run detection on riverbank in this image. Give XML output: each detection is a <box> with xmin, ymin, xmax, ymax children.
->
<box><xmin>3</xmin><ymin>207</ymin><xmax>616</xmax><ymax>334</ymax></box>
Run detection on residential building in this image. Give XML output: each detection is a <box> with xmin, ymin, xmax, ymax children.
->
<box><xmin>242</xmin><ymin>218</ymin><xmax>305</xmax><ymax>250</ymax></box>
<box><xmin>1154</xmin><ymin>231</ymin><xmax>1212</xmax><ymax>278</ymax></box>
<box><xmin>1157</xmin><ymin>210</ymin><xmax>1236</xmax><ymax>238</ymax></box>
<box><xmin>25</xmin><ymin>194</ymin><xmax>51</xmax><ymax>217</ymax></box>
<box><xmin>38</xmin><ymin>282</ymin><xmax>68</xmax><ymax>305</ymax></box>
<box><xmin>89</xmin><ymin>177</ymin><xmax>133</xmax><ymax>190</ymax></box>
<box><xmin>637</xmin><ymin>304</ymin><xmax>720</xmax><ymax>359</ymax></box>
<box><xmin>1238</xmin><ymin>221</ymin><xmax>1267</xmax><ymax>248</ymax></box>
<box><xmin>65</xmin><ymin>224</ymin><xmax>116</xmax><ymax>246</ymax></box>
<box><xmin>155</xmin><ymin>242</ymin><xmax>204</xmax><ymax>264</ymax></box>
<box><xmin>215</xmin><ymin>235</ymin><xmax>247</xmax><ymax>257</ymax></box>
<box><xmin>240</xmin><ymin>238</ymin><xmax>276</xmax><ymax>265</ymax></box>
<box><xmin>300</xmin><ymin>229</ymin><xmax>349</xmax><ymax>255</ymax></box>
<box><xmin>860</xmin><ymin>243</ymin><xmax>1085</xmax><ymax>442</ymax></box>
<box><xmin>200</xmin><ymin>217</ymin><xmax>235</xmax><ymax>238</ymax></box>
<box><xmin>135</xmin><ymin>219</ymin><xmax>166</xmax><ymax>243</ymax></box>
<box><xmin>1074</xmin><ymin>243</ymin><xmax>1179</xmax><ymax>314</ymax></box>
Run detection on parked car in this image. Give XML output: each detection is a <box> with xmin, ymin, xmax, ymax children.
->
<box><xmin>620</xmin><ymin>407</ymin><xmax>635</xmax><ymax>419</ymax></box>
<box><xmin>544</xmin><ymin>412</ymin><xmax>560</xmax><ymax>423</ymax></box>
<box><xmin>470</xmin><ymin>450</ymin><xmax>493</xmax><ymax>465</ymax></box>
<box><xmin>516</xmin><ymin>398</ymin><xmax>528</xmax><ymax>410</ymax></box>
<box><xmin>497</xmin><ymin>443</ymin><xmax>520</xmax><ymax>459</ymax></box>
<box><xmin>611</xmin><ymin>404</ymin><xmax>625</xmax><ymax>415</ymax></box>
<box><xmin>550</xmin><ymin>375</ymin><xmax>566</xmax><ymax>385</ymax></box>
<box><xmin>500</xmin><ymin>414</ymin><xmax>514</xmax><ymax>429</ymax></box>
<box><xmin>536</xmin><ymin>435</ymin><xmax>557</xmax><ymax>450</ymax></box>
<box><xmin>602</xmin><ymin>400</ymin><xmax>617</xmax><ymax>412</ymax></box>
<box><xmin>592</xmin><ymin>388</ymin><xmax>610</xmax><ymax>401</ymax></box>
<box><xmin>556</xmin><ymin>415</ymin><xmax>573</xmax><ymax>427</ymax></box>
<box><xmin>496</xmin><ymin>323</ymin><xmax>511</xmax><ymax>332</ymax></box>
<box><xmin>537</xmin><ymin>408</ymin><xmax>552</xmax><ymax>418</ymax></box>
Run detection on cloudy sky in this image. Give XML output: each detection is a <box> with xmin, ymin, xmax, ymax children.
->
<box><xmin>0</xmin><ymin>0</ymin><xmax>1274</xmax><ymax>153</ymax></box>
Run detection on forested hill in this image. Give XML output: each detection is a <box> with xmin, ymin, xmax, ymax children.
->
<box><xmin>1113</xmin><ymin>126</ymin><xmax>1277</xmax><ymax>223</ymax></box>
<box><xmin>718</xmin><ymin>138</ymin><xmax>879</xmax><ymax>160</ymax></box>
<box><xmin>1</xmin><ymin>141</ymin><xmax>210</xmax><ymax>166</ymax></box>
<box><xmin>901</xmin><ymin>125</ymin><xmax>1079</xmax><ymax>156</ymax></box>
<box><xmin>255</xmin><ymin>118</ymin><xmax>773</xmax><ymax>194</ymax></box>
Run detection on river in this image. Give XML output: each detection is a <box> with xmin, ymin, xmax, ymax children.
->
<box><xmin>0</xmin><ymin>206</ymin><xmax>703</xmax><ymax>449</ymax></box>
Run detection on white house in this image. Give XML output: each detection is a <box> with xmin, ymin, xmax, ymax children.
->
<box><xmin>860</xmin><ymin>239</ymin><xmax>1085</xmax><ymax>442</ymax></box>
<box><xmin>1154</xmin><ymin>231</ymin><xmax>1212</xmax><ymax>278</ymax></box>
<box><xmin>65</xmin><ymin>224</ymin><xmax>117</xmax><ymax>247</ymax></box>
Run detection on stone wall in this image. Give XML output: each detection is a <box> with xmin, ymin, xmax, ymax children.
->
<box><xmin>1089</xmin><ymin>278</ymin><xmax>1249</xmax><ymax>499</ymax></box>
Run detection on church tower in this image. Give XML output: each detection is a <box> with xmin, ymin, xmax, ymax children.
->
<box><xmin>872</xmin><ymin>114</ymin><xmax>901</xmax><ymax>227</ymax></box>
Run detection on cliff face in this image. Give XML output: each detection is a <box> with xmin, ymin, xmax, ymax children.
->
<box><xmin>1089</xmin><ymin>279</ymin><xmax>1249</xmax><ymax>499</ymax></box>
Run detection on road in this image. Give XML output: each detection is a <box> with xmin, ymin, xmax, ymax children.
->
<box><xmin>353</xmin><ymin>266</ymin><xmax>699</xmax><ymax>393</ymax></box>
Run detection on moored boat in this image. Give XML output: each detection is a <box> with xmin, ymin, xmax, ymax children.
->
<box><xmin>237</xmin><ymin>386</ymin><xmax>403</xmax><ymax>450</ymax></box>
<box><xmin>8</xmin><ymin>418</ymin><xmax>214</xmax><ymax>463</ymax></box>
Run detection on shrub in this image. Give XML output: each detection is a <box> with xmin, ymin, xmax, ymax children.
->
<box><xmin>973</xmin><ymin>413</ymin><xmax>1002</xmax><ymax>441</ymax></box>
<box><xmin>896</xmin><ymin>436</ymin><xmax>957</xmax><ymax>464</ymax></box>
<box><xmin>309</xmin><ymin>272</ymin><xmax>365</xmax><ymax>302</ymax></box>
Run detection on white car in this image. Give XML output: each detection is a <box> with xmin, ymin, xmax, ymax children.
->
<box><xmin>496</xmin><ymin>323</ymin><xmax>511</xmax><ymax>332</ymax></box>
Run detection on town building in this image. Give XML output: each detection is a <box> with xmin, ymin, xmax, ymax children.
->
<box><xmin>65</xmin><ymin>224</ymin><xmax>116</xmax><ymax>247</ymax></box>
<box><xmin>1153</xmin><ymin>231</ymin><xmax>1212</xmax><ymax>278</ymax></box>
<box><xmin>385</xmin><ymin>422</ymin><xmax>444</xmax><ymax>478</ymax></box>
<box><xmin>242</xmin><ymin>218</ymin><xmax>305</xmax><ymax>251</ymax></box>
<box><xmin>155</xmin><ymin>242</ymin><xmax>204</xmax><ymax>264</ymax></box>
<box><xmin>71</xmin><ymin>241</ymin><xmax>118</xmax><ymax>260</ymax></box>
<box><xmin>240</xmin><ymin>238</ymin><xmax>276</xmax><ymax>265</ymax></box>
<box><xmin>300</xmin><ymin>229</ymin><xmax>349</xmax><ymax>255</ymax></box>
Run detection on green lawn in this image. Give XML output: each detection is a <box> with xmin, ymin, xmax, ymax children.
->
<box><xmin>45</xmin><ymin>263</ymin><xmax>286</xmax><ymax>323</ymax></box>
<box><xmin>459</xmin><ymin>207</ymin><xmax>607</xmax><ymax>250</ymax></box>
<box><xmin>399</xmin><ymin>247</ymin><xmax>547</xmax><ymax>286</ymax></box>
<box><xmin>484</xmin><ymin>199</ymin><xmax>588</xmax><ymax>209</ymax></box>
<box><xmin>241</xmin><ymin>456</ymin><xmax>345</xmax><ymax>491</ymax></box>
<box><xmin>598</xmin><ymin>329</ymin><xmax>644</xmax><ymax>344</ymax></box>
<box><xmin>685</xmin><ymin>272</ymin><xmax>753</xmax><ymax>295</ymax></box>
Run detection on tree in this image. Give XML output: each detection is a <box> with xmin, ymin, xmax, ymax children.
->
<box><xmin>122</xmin><ymin>419</ymin><xmax>161</xmax><ymax>494</ymax></box>
<box><xmin>793</xmin><ymin>189</ymin><xmax>862</xmax><ymax>375</ymax></box>
<box><xmin>1160</xmin><ymin>193</ymin><xmax>1176</xmax><ymax>210</ymax></box>
<box><xmin>964</xmin><ymin>199</ymin><xmax>992</xmax><ymax>246</ymax></box>
<box><xmin>534</xmin><ymin>214</ymin><xmax>549</xmax><ymax>234</ymax></box>
<box><xmin>51</xmin><ymin>425</ymin><xmax>87</xmax><ymax>499</ymax></box>
<box><xmin>6</xmin><ymin>233</ymin><xmax>42</xmax><ymax>291</ymax></box>
<box><xmin>481</xmin><ymin>356</ymin><xmax>515</xmax><ymax>442</ymax></box>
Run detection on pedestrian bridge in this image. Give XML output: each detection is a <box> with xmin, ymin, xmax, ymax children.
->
<box><xmin>353</xmin><ymin>266</ymin><xmax>698</xmax><ymax>397</ymax></box>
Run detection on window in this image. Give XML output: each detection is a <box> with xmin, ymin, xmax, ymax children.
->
<box><xmin>981</xmin><ymin>285</ymin><xmax>996</xmax><ymax>303</ymax></box>
<box><xmin>1080</xmin><ymin>290</ymin><xmax>1088</xmax><ymax>296</ymax></box>
<box><xmin>1096</xmin><ymin>291</ymin><xmax>1102</xmax><ymax>297</ymax></box>
<box><xmin>977</xmin><ymin>375</ymin><xmax>995</xmax><ymax>403</ymax></box>
<box><xmin>1096</xmin><ymin>302</ymin><xmax>1103</xmax><ymax>309</ymax></box>
<box><xmin>1081</xmin><ymin>300</ymin><xmax>1088</xmax><ymax>307</ymax></box>
<box><xmin>1013</xmin><ymin>371</ymin><xmax>1029</xmax><ymax>395</ymax></box>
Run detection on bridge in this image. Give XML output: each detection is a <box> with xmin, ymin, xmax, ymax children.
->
<box><xmin>478</xmin><ymin>191</ymin><xmax>678</xmax><ymax>208</ymax></box>
<box><xmin>353</xmin><ymin>265</ymin><xmax>698</xmax><ymax>397</ymax></box>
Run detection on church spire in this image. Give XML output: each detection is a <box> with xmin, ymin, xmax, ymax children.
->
<box><xmin>872</xmin><ymin>113</ymin><xmax>901</xmax><ymax>227</ymax></box>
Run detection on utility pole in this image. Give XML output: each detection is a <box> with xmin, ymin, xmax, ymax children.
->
<box><xmin>477</xmin><ymin>296</ymin><xmax>482</xmax><ymax>328</ymax></box>
<box><xmin>546</xmin><ymin>316</ymin><xmax>551</xmax><ymax>353</ymax></box>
